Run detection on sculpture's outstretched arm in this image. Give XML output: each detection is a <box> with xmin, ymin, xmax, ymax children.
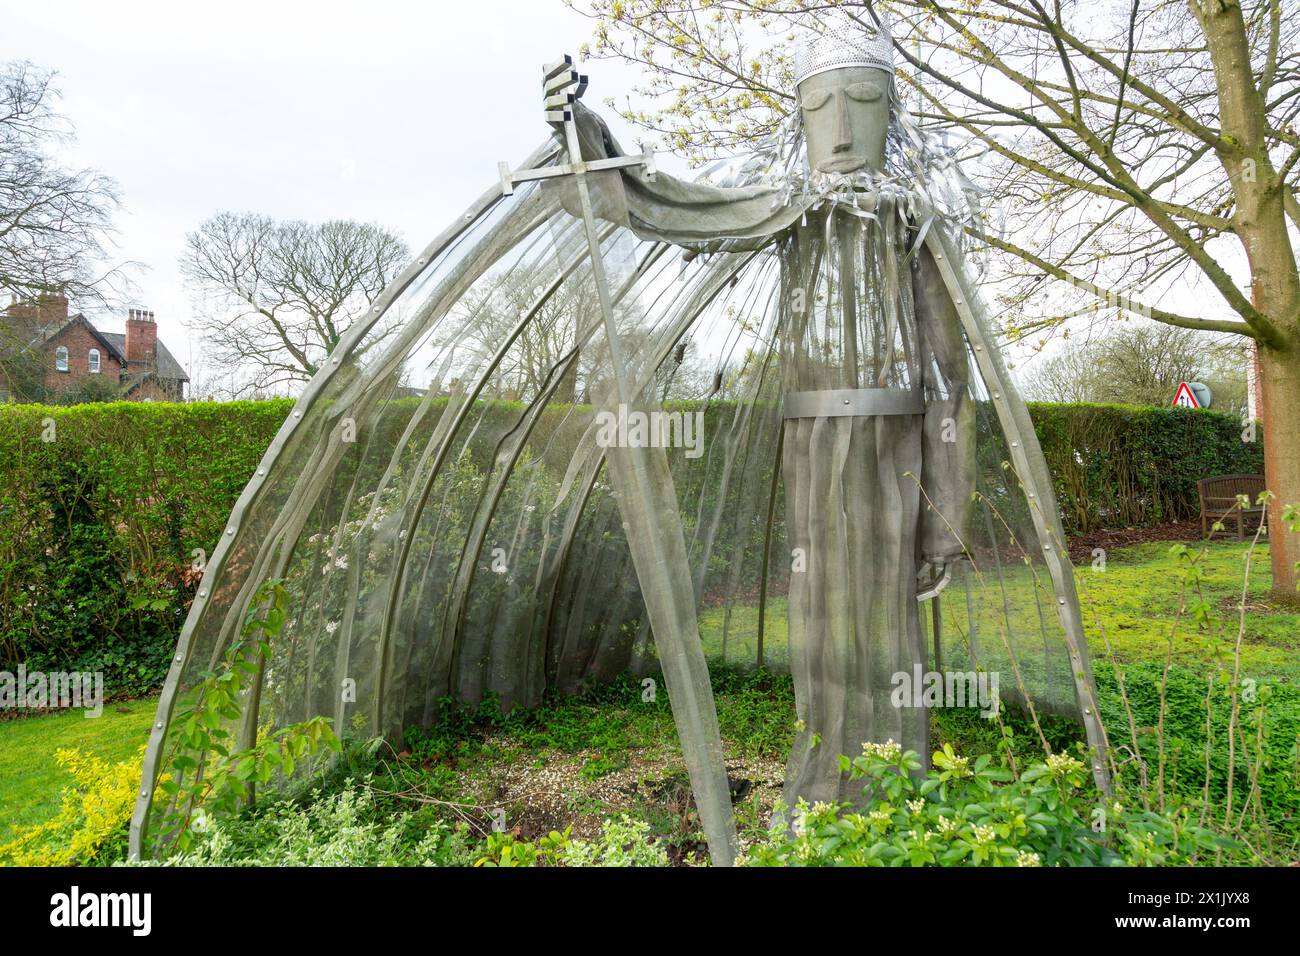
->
<box><xmin>563</xmin><ymin>102</ymin><xmax>807</xmax><ymax>251</ymax></box>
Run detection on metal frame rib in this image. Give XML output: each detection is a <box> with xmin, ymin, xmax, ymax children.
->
<box><xmin>128</xmin><ymin>142</ymin><xmax>559</xmax><ymax>860</ymax></box>
<box><xmin>922</xmin><ymin>226</ymin><xmax>1112</xmax><ymax>795</ymax></box>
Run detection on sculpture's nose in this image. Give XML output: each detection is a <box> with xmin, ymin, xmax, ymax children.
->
<box><xmin>833</xmin><ymin>92</ymin><xmax>853</xmax><ymax>153</ymax></box>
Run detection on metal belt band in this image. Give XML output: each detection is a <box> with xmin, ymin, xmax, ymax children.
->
<box><xmin>782</xmin><ymin>387</ymin><xmax>925</xmax><ymax>419</ymax></box>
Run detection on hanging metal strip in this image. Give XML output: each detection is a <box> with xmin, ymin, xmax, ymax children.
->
<box><xmin>782</xmin><ymin>387</ymin><xmax>924</xmax><ymax>418</ymax></box>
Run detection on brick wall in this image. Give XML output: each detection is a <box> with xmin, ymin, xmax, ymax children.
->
<box><xmin>43</xmin><ymin>323</ymin><xmax>123</xmax><ymax>396</ymax></box>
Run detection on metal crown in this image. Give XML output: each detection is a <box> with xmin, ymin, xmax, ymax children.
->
<box><xmin>793</xmin><ymin>10</ymin><xmax>895</xmax><ymax>86</ymax></box>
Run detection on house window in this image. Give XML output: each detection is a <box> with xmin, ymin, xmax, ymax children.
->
<box><xmin>88</xmin><ymin>349</ymin><xmax>101</xmax><ymax>374</ymax></box>
<box><xmin>55</xmin><ymin>346</ymin><xmax>69</xmax><ymax>372</ymax></box>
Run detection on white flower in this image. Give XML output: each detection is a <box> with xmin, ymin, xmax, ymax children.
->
<box><xmin>325</xmin><ymin>621</ymin><xmax>339</xmax><ymax>635</ymax></box>
<box><xmin>907</xmin><ymin>799</ymin><xmax>925</xmax><ymax>816</ymax></box>
<box><xmin>861</xmin><ymin>739</ymin><xmax>902</xmax><ymax>761</ymax></box>
<box><xmin>1045</xmin><ymin>752</ymin><xmax>1084</xmax><ymax>779</ymax></box>
<box><xmin>1015</xmin><ymin>850</ymin><xmax>1041</xmax><ymax>867</ymax></box>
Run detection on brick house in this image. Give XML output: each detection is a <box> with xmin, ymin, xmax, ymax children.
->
<box><xmin>0</xmin><ymin>294</ymin><xmax>188</xmax><ymax>402</ymax></box>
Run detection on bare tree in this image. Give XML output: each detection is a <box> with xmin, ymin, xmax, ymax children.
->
<box><xmin>438</xmin><ymin>258</ymin><xmax>680</xmax><ymax>405</ymax></box>
<box><xmin>1024</xmin><ymin>322</ymin><xmax>1250</xmax><ymax>411</ymax></box>
<box><xmin>575</xmin><ymin>0</ymin><xmax>1300</xmax><ymax>595</ymax></box>
<box><xmin>446</xmin><ymin>260</ymin><xmax>590</xmax><ymax>404</ymax></box>
<box><xmin>1023</xmin><ymin>337</ymin><xmax>1110</xmax><ymax>405</ymax></box>
<box><xmin>0</xmin><ymin>60</ymin><xmax>119</xmax><ymax>304</ymax></box>
<box><xmin>182</xmin><ymin>213</ymin><xmax>409</xmax><ymax>396</ymax></box>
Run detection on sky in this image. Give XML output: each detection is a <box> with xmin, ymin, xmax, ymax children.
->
<box><xmin>6</xmin><ymin>0</ymin><xmax>1260</xmax><ymax>403</ymax></box>
<box><xmin>5</xmin><ymin>0</ymin><xmax>669</xmax><ymax>384</ymax></box>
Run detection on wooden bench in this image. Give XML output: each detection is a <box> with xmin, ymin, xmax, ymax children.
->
<box><xmin>1197</xmin><ymin>474</ymin><xmax>1266</xmax><ymax>539</ymax></box>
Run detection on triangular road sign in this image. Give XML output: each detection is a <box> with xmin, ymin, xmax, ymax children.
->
<box><xmin>1172</xmin><ymin>381</ymin><xmax>1201</xmax><ymax>409</ymax></box>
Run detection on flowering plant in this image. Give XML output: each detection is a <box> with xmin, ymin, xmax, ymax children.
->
<box><xmin>739</xmin><ymin>742</ymin><xmax>1235</xmax><ymax>867</ymax></box>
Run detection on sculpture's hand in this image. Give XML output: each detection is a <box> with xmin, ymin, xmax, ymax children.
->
<box><xmin>916</xmin><ymin>562</ymin><xmax>951</xmax><ymax>602</ymax></box>
<box><xmin>542</xmin><ymin>55</ymin><xmax>584</xmax><ymax>126</ymax></box>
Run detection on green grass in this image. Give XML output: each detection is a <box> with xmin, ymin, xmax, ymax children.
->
<box><xmin>2</xmin><ymin>537</ymin><xmax>1295</xmax><ymax>859</ymax></box>
<box><xmin>699</xmin><ymin>599</ymin><xmax>788</xmax><ymax>668</ymax></box>
<box><xmin>700</xmin><ymin>539</ymin><xmax>1299</xmax><ymax>684</ymax></box>
<box><xmin>0</xmin><ymin>698</ymin><xmax>156</xmax><ymax>834</ymax></box>
<box><xmin>1075</xmin><ymin>540</ymin><xmax>1299</xmax><ymax>683</ymax></box>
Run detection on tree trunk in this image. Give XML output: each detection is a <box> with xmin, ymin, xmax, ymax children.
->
<box><xmin>1242</xmin><ymin>202</ymin><xmax>1300</xmax><ymax>599</ymax></box>
<box><xmin>556</xmin><ymin>361</ymin><xmax>578</xmax><ymax>405</ymax></box>
<box><xmin>1257</xmin><ymin>345</ymin><xmax>1300</xmax><ymax>598</ymax></box>
<box><xmin>1194</xmin><ymin>0</ymin><xmax>1300</xmax><ymax>598</ymax></box>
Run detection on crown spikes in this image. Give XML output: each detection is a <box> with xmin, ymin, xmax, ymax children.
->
<box><xmin>793</xmin><ymin>10</ymin><xmax>896</xmax><ymax>86</ymax></box>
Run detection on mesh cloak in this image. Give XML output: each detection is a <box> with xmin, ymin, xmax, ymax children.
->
<box><xmin>133</xmin><ymin>116</ymin><xmax>1104</xmax><ymax>862</ymax></box>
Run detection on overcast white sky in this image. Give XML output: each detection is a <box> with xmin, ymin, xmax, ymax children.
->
<box><xmin>6</xmin><ymin>0</ymin><xmax>671</xmax><ymax>381</ymax></box>
<box><xmin>8</xmin><ymin>0</ymin><xmax>1260</xmax><ymax>400</ymax></box>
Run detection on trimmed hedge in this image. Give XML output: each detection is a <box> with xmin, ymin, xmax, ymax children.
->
<box><xmin>1027</xmin><ymin>402</ymin><xmax>1262</xmax><ymax>533</ymax></box>
<box><xmin>0</xmin><ymin>398</ymin><xmax>1262</xmax><ymax>694</ymax></box>
<box><xmin>0</xmin><ymin>401</ymin><xmax>292</xmax><ymax>696</ymax></box>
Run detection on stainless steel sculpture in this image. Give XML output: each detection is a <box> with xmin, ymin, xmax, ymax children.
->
<box><xmin>133</xmin><ymin>17</ymin><xmax>1110</xmax><ymax>866</ymax></box>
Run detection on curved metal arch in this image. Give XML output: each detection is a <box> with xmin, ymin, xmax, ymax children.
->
<box><xmin>438</xmin><ymin>237</ymin><xmax>674</xmax><ymax>693</ymax></box>
<box><xmin>922</xmin><ymin>224</ymin><xmax>1112</xmax><ymax>795</ymax></box>
<box><xmin>129</xmin><ymin>141</ymin><xmax>561</xmax><ymax>859</ymax></box>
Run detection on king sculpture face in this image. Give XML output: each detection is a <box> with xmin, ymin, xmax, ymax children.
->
<box><xmin>797</xmin><ymin>65</ymin><xmax>891</xmax><ymax>175</ymax></box>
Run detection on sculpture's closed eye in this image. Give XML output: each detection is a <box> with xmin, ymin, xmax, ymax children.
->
<box><xmin>801</xmin><ymin>89</ymin><xmax>831</xmax><ymax>111</ymax></box>
<box><xmin>845</xmin><ymin>82</ymin><xmax>883</xmax><ymax>102</ymax></box>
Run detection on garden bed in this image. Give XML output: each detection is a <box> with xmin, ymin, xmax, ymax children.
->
<box><xmin>1</xmin><ymin>536</ymin><xmax>1296</xmax><ymax>866</ymax></box>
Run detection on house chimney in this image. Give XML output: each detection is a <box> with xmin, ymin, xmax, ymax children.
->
<box><xmin>3</xmin><ymin>293</ymin><xmax>69</xmax><ymax>332</ymax></box>
<box><xmin>125</xmin><ymin>307</ymin><xmax>158</xmax><ymax>367</ymax></box>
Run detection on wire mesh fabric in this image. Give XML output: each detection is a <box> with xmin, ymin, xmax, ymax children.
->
<box><xmin>134</xmin><ymin>92</ymin><xmax>1105</xmax><ymax>862</ymax></box>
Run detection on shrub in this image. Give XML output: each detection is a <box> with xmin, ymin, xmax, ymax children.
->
<box><xmin>0</xmin><ymin>400</ymin><xmax>292</xmax><ymax>695</ymax></box>
<box><xmin>0</xmin><ymin>398</ymin><xmax>1260</xmax><ymax>696</ymax></box>
<box><xmin>739</xmin><ymin>742</ymin><xmax>1240</xmax><ymax>867</ymax></box>
<box><xmin>0</xmin><ymin>748</ymin><xmax>140</xmax><ymax>866</ymax></box>
<box><xmin>151</xmin><ymin>580</ymin><xmax>342</xmax><ymax>856</ymax></box>
<box><xmin>473</xmin><ymin>814</ymin><xmax>671</xmax><ymax>867</ymax></box>
<box><xmin>153</xmin><ymin>784</ymin><xmax>474</xmax><ymax>867</ymax></box>
<box><xmin>1027</xmin><ymin>402</ymin><xmax>1260</xmax><ymax>532</ymax></box>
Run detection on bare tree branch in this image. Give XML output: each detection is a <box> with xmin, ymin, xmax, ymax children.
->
<box><xmin>181</xmin><ymin>213</ymin><xmax>409</xmax><ymax>398</ymax></box>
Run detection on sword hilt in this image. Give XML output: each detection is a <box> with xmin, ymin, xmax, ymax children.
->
<box><xmin>542</xmin><ymin>54</ymin><xmax>586</xmax><ymax>125</ymax></box>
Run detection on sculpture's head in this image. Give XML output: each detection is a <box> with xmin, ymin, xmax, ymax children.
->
<box><xmin>797</xmin><ymin>66</ymin><xmax>890</xmax><ymax>174</ymax></box>
<box><xmin>793</xmin><ymin>12</ymin><xmax>896</xmax><ymax>175</ymax></box>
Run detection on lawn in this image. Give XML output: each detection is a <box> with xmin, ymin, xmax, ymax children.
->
<box><xmin>1075</xmin><ymin>539</ymin><xmax>1299</xmax><ymax>682</ymax></box>
<box><xmin>699</xmin><ymin>538</ymin><xmax>1299</xmax><ymax>683</ymax></box>
<box><xmin>0</xmin><ymin>697</ymin><xmax>156</xmax><ymax>833</ymax></box>
<box><xmin>1</xmin><ymin>536</ymin><xmax>1295</xmax><ymax>862</ymax></box>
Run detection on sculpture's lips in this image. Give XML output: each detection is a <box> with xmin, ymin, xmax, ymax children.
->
<box><xmin>816</xmin><ymin>155</ymin><xmax>868</xmax><ymax>173</ymax></box>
